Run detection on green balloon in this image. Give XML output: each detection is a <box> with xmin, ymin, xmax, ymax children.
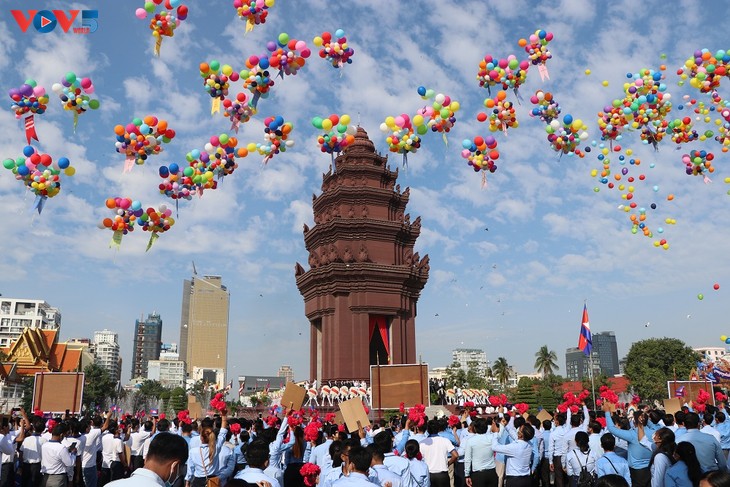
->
<box><xmin>278</xmin><ymin>32</ymin><xmax>289</xmax><ymax>45</ymax></box>
<box><xmin>65</xmin><ymin>72</ymin><xmax>77</xmax><ymax>84</ymax></box>
<box><xmin>219</xmin><ymin>134</ymin><xmax>229</xmax><ymax>145</ymax></box>
<box><xmin>88</xmin><ymin>99</ymin><xmax>100</xmax><ymax>109</ymax></box>
<box><xmin>132</xmin><ymin>118</ymin><xmax>143</xmax><ymax>126</ymax></box>
<box><xmin>311</xmin><ymin>117</ymin><xmax>323</xmax><ymax>129</ymax></box>
<box><xmin>183</xmin><ymin>167</ymin><xmax>194</xmax><ymax>177</ymax></box>
<box><xmin>25</xmin><ymin>79</ymin><xmax>37</xmax><ymax>88</ymax></box>
<box><xmin>144</xmin><ymin>1</ymin><xmax>155</xmax><ymax>13</ymax></box>
<box><xmin>2</xmin><ymin>159</ymin><xmax>15</xmax><ymax>170</ymax></box>
<box><xmin>210</xmin><ymin>60</ymin><xmax>220</xmax><ymax>72</ymax></box>
<box><xmin>416</xmin><ymin>125</ymin><xmax>428</xmax><ymax>135</ymax></box>
<box><xmin>698</xmin><ymin>294</ymin><xmax>704</xmax><ymax>300</ymax></box>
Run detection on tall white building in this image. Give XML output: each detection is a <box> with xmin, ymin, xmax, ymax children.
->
<box><xmin>0</xmin><ymin>298</ymin><xmax>61</xmax><ymax>347</ymax></box>
<box><xmin>147</xmin><ymin>359</ymin><xmax>186</xmax><ymax>389</ymax></box>
<box><xmin>452</xmin><ymin>348</ymin><xmax>488</xmax><ymax>373</ymax></box>
<box><xmin>93</xmin><ymin>329</ymin><xmax>121</xmax><ymax>384</ymax></box>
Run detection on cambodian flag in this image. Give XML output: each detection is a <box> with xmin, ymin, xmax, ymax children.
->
<box><xmin>675</xmin><ymin>386</ymin><xmax>685</xmax><ymax>397</ymax></box>
<box><xmin>578</xmin><ymin>305</ymin><xmax>592</xmax><ymax>357</ymax></box>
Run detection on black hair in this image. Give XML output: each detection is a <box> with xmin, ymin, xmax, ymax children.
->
<box><xmin>245</xmin><ymin>439</ymin><xmax>270</xmax><ymax>469</ymax></box>
<box><xmin>373</xmin><ymin>431</ymin><xmax>393</xmax><ymax>455</ymax></box>
<box><xmin>589</xmin><ymin>422</ymin><xmax>602</xmax><ymax>434</ymax></box>
<box><xmin>542</xmin><ymin>419</ymin><xmax>552</xmax><ymax>431</ymax></box>
<box><xmin>570</xmin><ymin>414</ymin><xmax>581</xmax><ymax>427</ymax></box>
<box><xmin>595</xmin><ymin>474</ymin><xmax>629</xmax><ymax>487</ymax></box>
<box><xmin>329</xmin><ymin>440</ymin><xmax>344</xmax><ymax>468</ymax></box>
<box><xmin>427</xmin><ymin>419</ymin><xmax>440</xmax><ymax>436</ymax></box>
<box><xmin>600</xmin><ymin>433</ymin><xmax>615</xmax><ymax>451</ymax></box>
<box><xmin>701</xmin><ymin>470</ymin><xmax>730</xmax><ymax>487</ymax></box>
<box><xmin>664</xmin><ymin>414</ymin><xmax>675</xmax><ymax>426</ymax></box>
<box><xmin>258</xmin><ymin>427</ymin><xmax>277</xmax><ymax>445</ymax></box>
<box><xmin>367</xmin><ymin>443</ymin><xmax>383</xmax><ymax>462</ymax></box>
<box><xmin>347</xmin><ymin>445</ymin><xmax>372</xmax><ymax>473</ymax></box>
<box><xmin>147</xmin><ymin>432</ymin><xmax>189</xmax><ymax>464</ymax></box>
<box><xmin>555</xmin><ymin>413</ymin><xmax>567</xmax><ymax>426</ymax></box>
<box><xmin>684</xmin><ymin>412</ymin><xmax>700</xmax><ymax>429</ymax></box>
<box><xmin>156</xmin><ymin>419</ymin><xmax>170</xmax><ymax>432</ymax></box>
<box><xmin>143</xmin><ymin>420</ymin><xmax>153</xmax><ymax>431</ymax></box>
<box><xmin>675</xmin><ymin>442</ymin><xmax>702</xmax><ymax>487</ymax></box>
<box><xmin>675</xmin><ymin>411</ymin><xmax>686</xmax><ymax>425</ymax></box>
<box><xmin>574</xmin><ymin>431</ymin><xmax>589</xmax><ymax>453</ymax></box>
<box><xmin>521</xmin><ymin>423</ymin><xmax>535</xmax><ymax>442</ymax></box>
<box><xmin>473</xmin><ymin>418</ymin><xmax>487</xmax><ymax>435</ymax></box>
<box><xmin>405</xmin><ymin>439</ymin><xmax>421</xmax><ymax>460</ymax></box>
<box><xmin>514</xmin><ymin>416</ymin><xmax>526</xmax><ymax>429</ymax></box>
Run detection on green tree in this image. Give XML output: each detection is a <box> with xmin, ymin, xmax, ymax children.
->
<box><xmin>169</xmin><ymin>387</ymin><xmax>187</xmax><ymax>413</ymax></box>
<box><xmin>20</xmin><ymin>377</ymin><xmax>34</xmax><ymax>412</ymax></box>
<box><xmin>536</xmin><ymin>384</ymin><xmax>558</xmax><ymax>412</ymax></box>
<box><xmin>513</xmin><ymin>377</ymin><xmax>538</xmax><ymax>412</ymax></box>
<box><xmin>465</xmin><ymin>361</ymin><xmax>488</xmax><ymax>389</ymax></box>
<box><xmin>82</xmin><ymin>364</ymin><xmax>115</xmax><ymax>410</ymax></box>
<box><xmin>625</xmin><ymin>338</ymin><xmax>701</xmax><ymax>401</ymax></box>
<box><xmin>492</xmin><ymin>357</ymin><xmax>512</xmax><ymax>388</ymax></box>
<box><xmin>444</xmin><ymin>361</ymin><xmax>467</xmax><ymax>389</ymax></box>
<box><xmin>534</xmin><ymin>345</ymin><xmax>558</xmax><ymax>378</ymax></box>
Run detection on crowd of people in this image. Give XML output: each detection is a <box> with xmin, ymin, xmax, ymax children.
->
<box><xmin>3</xmin><ymin>399</ymin><xmax>730</xmax><ymax>487</ymax></box>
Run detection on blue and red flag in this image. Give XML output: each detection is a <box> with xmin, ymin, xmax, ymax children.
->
<box><xmin>578</xmin><ymin>304</ymin><xmax>592</xmax><ymax>356</ymax></box>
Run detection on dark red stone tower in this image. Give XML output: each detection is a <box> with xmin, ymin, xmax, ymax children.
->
<box><xmin>295</xmin><ymin>127</ymin><xmax>430</xmax><ymax>383</ymax></box>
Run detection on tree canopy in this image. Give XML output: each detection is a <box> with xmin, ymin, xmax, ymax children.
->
<box><xmin>534</xmin><ymin>345</ymin><xmax>558</xmax><ymax>378</ymax></box>
<box><xmin>83</xmin><ymin>364</ymin><xmax>116</xmax><ymax>410</ymax></box>
<box><xmin>624</xmin><ymin>337</ymin><xmax>700</xmax><ymax>401</ymax></box>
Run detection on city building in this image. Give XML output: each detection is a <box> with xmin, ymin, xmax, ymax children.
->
<box><xmin>295</xmin><ymin>128</ymin><xmax>430</xmax><ymax>383</ymax></box>
<box><xmin>593</xmin><ymin>332</ymin><xmax>620</xmax><ymax>376</ymax></box>
<box><xmin>565</xmin><ymin>347</ymin><xmax>602</xmax><ymax>381</ymax></box>
<box><xmin>0</xmin><ymin>298</ymin><xmax>61</xmax><ymax>348</ymax></box>
<box><xmin>93</xmin><ymin>329</ymin><xmax>121</xmax><ymax>384</ymax></box>
<box><xmin>147</xmin><ymin>358</ymin><xmax>186</xmax><ymax>389</ymax></box>
<box><xmin>694</xmin><ymin>347</ymin><xmax>726</xmax><ymax>363</ymax></box>
<box><xmin>277</xmin><ymin>365</ymin><xmax>294</xmax><ymax>383</ymax></box>
<box><xmin>190</xmin><ymin>367</ymin><xmax>225</xmax><ymax>390</ymax></box>
<box><xmin>179</xmin><ymin>275</ymin><xmax>230</xmax><ymax>377</ymax></box>
<box><xmin>160</xmin><ymin>343</ymin><xmax>179</xmax><ymax>361</ymax></box>
<box><xmin>237</xmin><ymin>375</ymin><xmax>288</xmax><ymax>395</ymax></box>
<box><xmin>428</xmin><ymin>367</ymin><xmax>448</xmax><ymax>380</ymax></box>
<box><xmin>452</xmin><ymin>349</ymin><xmax>488</xmax><ymax>373</ymax></box>
<box><xmin>131</xmin><ymin>313</ymin><xmax>162</xmax><ymax>380</ymax></box>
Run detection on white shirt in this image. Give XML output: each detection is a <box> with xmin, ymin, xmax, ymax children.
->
<box><xmin>234</xmin><ymin>466</ymin><xmax>281</xmax><ymax>487</ymax></box>
<box><xmin>20</xmin><ymin>435</ymin><xmax>45</xmax><ymax>463</ymax></box>
<box><xmin>492</xmin><ymin>439</ymin><xmax>533</xmax><ymax>476</ymax></box>
<box><xmin>101</xmin><ymin>433</ymin><xmax>123</xmax><ymax>468</ymax></box>
<box><xmin>129</xmin><ymin>430</ymin><xmax>151</xmax><ymax>456</ymax></box>
<box><xmin>106</xmin><ymin>467</ymin><xmax>165</xmax><ymax>487</ymax></box>
<box><xmin>564</xmin><ymin>448</ymin><xmax>598</xmax><ymax>477</ymax></box>
<box><xmin>82</xmin><ymin>427</ymin><xmax>102</xmax><ymax>468</ymax></box>
<box><xmin>63</xmin><ymin>436</ymin><xmax>85</xmax><ymax>478</ymax></box>
<box><xmin>588</xmin><ymin>434</ymin><xmax>604</xmax><ymax>459</ymax></box>
<box><xmin>1</xmin><ymin>430</ymin><xmax>17</xmax><ymax>463</ymax></box>
<box><xmin>41</xmin><ymin>441</ymin><xmax>76</xmax><ymax>474</ymax></box>
<box><xmin>419</xmin><ymin>436</ymin><xmax>455</xmax><ymax>473</ymax></box>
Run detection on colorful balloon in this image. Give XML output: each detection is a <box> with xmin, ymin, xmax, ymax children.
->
<box><xmin>313</xmin><ymin>29</ymin><xmax>354</xmax><ymax>69</ymax></box>
<box><xmin>114</xmin><ymin>116</ymin><xmax>176</xmax><ymax>172</ymax></box>
<box><xmin>312</xmin><ymin>114</ymin><xmax>356</xmax><ymax>157</ymax></box>
<box><xmin>51</xmin><ymin>72</ymin><xmax>99</xmax><ymax>131</ymax></box>
<box><xmin>3</xmin><ymin>146</ymin><xmax>74</xmax><ymax>214</ymax></box>
<box><xmin>461</xmin><ymin>135</ymin><xmax>499</xmax><ymax>187</ymax></box>
<box><xmin>199</xmin><ymin>61</ymin><xmax>239</xmax><ymax>115</ymax></box>
<box><xmin>255</xmin><ymin>116</ymin><xmax>293</xmax><ymax>164</ymax></box>
<box><xmin>233</xmin><ymin>0</ymin><xmax>274</xmax><ymax>33</ymax></box>
<box><xmin>222</xmin><ymin>92</ymin><xmax>256</xmax><ymax>132</ymax></box>
<box><xmin>100</xmin><ymin>197</ymin><xmax>140</xmax><ymax>248</ymax></box>
<box><xmin>138</xmin><ymin>204</ymin><xmax>175</xmax><ymax>251</ymax></box>
<box><xmin>518</xmin><ymin>29</ymin><xmax>554</xmax><ymax>81</ymax></box>
<box><xmin>8</xmin><ymin>79</ymin><xmax>49</xmax><ymax>144</ymax></box>
<box><xmin>136</xmin><ymin>1</ymin><xmax>188</xmax><ymax>55</ymax></box>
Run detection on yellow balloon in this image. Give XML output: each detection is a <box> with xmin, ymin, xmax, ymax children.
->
<box><xmin>64</xmin><ymin>166</ymin><xmax>76</xmax><ymax>176</ymax></box>
<box><xmin>602</xmin><ymin>80</ymin><xmax>609</xmax><ymax>87</ymax></box>
<box><xmin>721</xmin><ymin>335</ymin><xmax>728</xmax><ymax>342</ymax></box>
<box><xmin>585</xmin><ymin>69</ymin><xmax>591</xmax><ymax>75</ymax></box>
<box><xmin>340</xmin><ymin>114</ymin><xmax>351</xmax><ymax>125</ymax></box>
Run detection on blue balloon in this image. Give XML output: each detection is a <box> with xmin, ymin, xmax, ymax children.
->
<box><xmin>563</xmin><ymin>114</ymin><xmax>573</xmax><ymax>125</ymax></box>
<box><xmin>159</xmin><ymin>166</ymin><xmax>169</xmax><ymax>178</ymax></box>
<box><xmin>417</xmin><ymin>86</ymin><xmax>426</xmax><ymax>97</ymax></box>
<box><xmin>22</xmin><ymin>146</ymin><xmax>35</xmax><ymax>157</ymax></box>
<box><xmin>17</xmin><ymin>165</ymin><xmax>29</xmax><ymax>176</ymax></box>
<box><xmin>169</xmin><ymin>162</ymin><xmax>179</xmax><ymax>174</ymax></box>
<box><xmin>259</xmin><ymin>57</ymin><xmax>270</xmax><ymax>69</ymax></box>
<box><xmin>57</xmin><ymin>157</ymin><xmax>70</xmax><ymax>169</ymax></box>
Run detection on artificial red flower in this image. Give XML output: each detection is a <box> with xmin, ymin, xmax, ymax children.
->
<box><xmin>408</xmin><ymin>404</ymin><xmax>426</xmax><ymax>427</ymax></box>
<box><xmin>488</xmin><ymin>395</ymin><xmax>500</xmax><ymax>407</ymax></box>
<box><xmin>464</xmin><ymin>401</ymin><xmax>475</xmax><ymax>408</ymax></box>
<box><xmin>447</xmin><ymin>415</ymin><xmax>460</xmax><ymax>428</ymax></box>
<box><xmin>33</xmin><ymin>409</ymin><xmax>43</xmax><ymax>418</ymax></box>
<box><xmin>209</xmin><ymin>393</ymin><xmax>226</xmax><ymax>412</ymax></box>
<box><xmin>596</xmin><ymin>417</ymin><xmax>606</xmax><ymax>428</ymax></box>
<box><xmin>324</xmin><ymin>412</ymin><xmax>336</xmax><ymax>424</ymax></box>
<box><xmin>159</xmin><ymin>413</ymin><xmax>166</xmax><ymax>420</ymax></box>
<box><xmin>514</xmin><ymin>403</ymin><xmax>529</xmax><ymax>415</ymax></box>
<box><xmin>300</xmin><ymin>463</ymin><xmax>321</xmax><ymax>487</ymax></box>
<box><xmin>399</xmin><ymin>402</ymin><xmax>405</xmax><ymax>413</ymax></box>
<box><xmin>177</xmin><ymin>410</ymin><xmax>192</xmax><ymax>425</ymax></box>
<box><xmin>631</xmin><ymin>395</ymin><xmax>641</xmax><ymax>405</ymax></box>
<box><xmin>304</xmin><ymin>421</ymin><xmax>321</xmax><ymax>442</ymax></box>
<box><xmin>716</xmin><ymin>392</ymin><xmax>727</xmax><ymax>403</ymax></box>
<box><xmin>599</xmin><ymin>386</ymin><xmax>619</xmax><ymax>404</ymax></box>
<box><xmin>229</xmin><ymin>423</ymin><xmax>241</xmax><ymax>435</ymax></box>
<box><xmin>265</xmin><ymin>415</ymin><xmax>279</xmax><ymax>428</ymax></box>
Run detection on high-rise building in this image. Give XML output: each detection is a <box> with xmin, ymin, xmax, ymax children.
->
<box><xmin>94</xmin><ymin>329</ymin><xmax>121</xmax><ymax>384</ymax></box>
<box><xmin>565</xmin><ymin>348</ymin><xmax>601</xmax><ymax>381</ymax></box>
<box><xmin>131</xmin><ymin>313</ymin><xmax>162</xmax><ymax>380</ymax></box>
<box><xmin>179</xmin><ymin>275</ymin><xmax>229</xmax><ymax>377</ymax></box>
<box><xmin>277</xmin><ymin>365</ymin><xmax>294</xmax><ymax>383</ymax></box>
<box><xmin>593</xmin><ymin>331</ymin><xmax>620</xmax><ymax>376</ymax></box>
<box><xmin>147</xmin><ymin>357</ymin><xmax>186</xmax><ymax>389</ymax></box>
<box><xmin>0</xmin><ymin>298</ymin><xmax>61</xmax><ymax>347</ymax></box>
<box><xmin>452</xmin><ymin>348</ymin><xmax>488</xmax><ymax>373</ymax></box>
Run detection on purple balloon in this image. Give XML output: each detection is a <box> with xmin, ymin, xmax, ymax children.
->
<box><xmin>8</xmin><ymin>88</ymin><xmax>19</xmax><ymax>98</ymax></box>
<box><xmin>266</xmin><ymin>41</ymin><xmax>277</xmax><ymax>52</ymax></box>
<box><xmin>484</xmin><ymin>136</ymin><xmax>496</xmax><ymax>146</ymax></box>
<box><xmin>19</xmin><ymin>84</ymin><xmax>33</xmax><ymax>97</ymax></box>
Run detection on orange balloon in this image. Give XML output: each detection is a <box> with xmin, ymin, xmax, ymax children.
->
<box><xmin>517</xmin><ymin>38</ymin><xmax>527</xmax><ymax>47</ymax></box>
<box><xmin>113</xmin><ymin>125</ymin><xmax>125</xmax><ymax>136</ymax></box>
<box><xmin>199</xmin><ymin>62</ymin><xmax>209</xmax><ymax>73</ymax></box>
<box><xmin>102</xmin><ymin>218</ymin><xmax>113</xmax><ymax>228</ymax></box>
<box><xmin>105</xmin><ymin>198</ymin><xmax>116</xmax><ymax>209</ymax></box>
<box><xmin>496</xmin><ymin>91</ymin><xmax>507</xmax><ymax>101</ymax></box>
<box><xmin>667</xmin><ymin>194</ymin><xmax>674</xmax><ymax>201</ymax></box>
<box><xmin>157</xmin><ymin>120</ymin><xmax>168</xmax><ymax>132</ymax></box>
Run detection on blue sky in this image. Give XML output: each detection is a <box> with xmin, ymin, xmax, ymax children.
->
<box><xmin>1</xmin><ymin>0</ymin><xmax>729</xmax><ymax>385</ymax></box>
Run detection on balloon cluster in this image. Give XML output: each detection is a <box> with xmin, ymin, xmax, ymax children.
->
<box><xmin>312</xmin><ymin>114</ymin><xmax>356</xmax><ymax>155</ymax></box>
<box><xmin>266</xmin><ymin>33</ymin><xmax>310</xmax><ymax>77</ymax></box>
<box><xmin>114</xmin><ymin>116</ymin><xmax>176</xmax><ymax>171</ymax></box>
<box><xmin>100</xmin><ymin>197</ymin><xmax>140</xmax><ymax>236</ymax></box>
<box><xmin>223</xmin><ymin>93</ymin><xmax>256</xmax><ymax>132</ymax></box>
<box><xmin>415</xmin><ymin>86</ymin><xmax>460</xmax><ymax>137</ymax></box>
<box><xmin>254</xmin><ymin>115</ymin><xmax>294</xmax><ymax>163</ymax></box>
<box><xmin>138</xmin><ymin>204</ymin><xmax>175</xmax><ymax>234</ymax></box>
<box><xmin>242</xmin><ymin>55</ymin><xmax>275</xmax><ymax>108</ymax></box>
<box><xmin>682</xmin><ymin>149</ymin><xmax>714</xmax><ymax>179</ymax></box>
<box><xmin>545</xmin><ymin>114</ymin><xmax>588</xmax><ymax>157</ymax></box>
<box><xmin>51</xmin><ymin>72</ymin><xmax>99</xmax><ymax>130</ymax></box>
<box><xmin>478</xmin><ymin>91</ymin><xmax>518</xmax><ymax>134</ymax></box>
<box><xmin>461</xmin><ymin>135</ymin><xmax>500</xmax><ymax>178</ymax></box>
<box><xmin>313</xmin><ymin>29</ymin><xmax>354</xmax><ymax>69</ymax></box>
<box><xmin>204</xmin><ymin>133</ymin><xmax>247</xmax><ymax>178</ymax></box>
<box><xmin>135</xmin><ymin>0</ymin><xmax>189</xmax><ymax>55</ymax></box>
<box><xmin>233</xmin><ymin>0</ymin><xmax>274</xmax><ymax>33</ymax></box>
<box><xmin>518</xmin><ymin>30</ymin><xmax>554</xmax><ymax>80</ymax></box>
<box><xmin>669</xmin><ymin>117</ymin><xmax>699</xmax><ymax>144</ymax></box>
<box><xmin>8</xmin><ymin>79</ymin><xmax>49</xmax><ymax>144</ymax></box>
<box><xmin>158</xmin><ymin>162</ymin><xmax>201</xmax><ymax>201</ymax></box>
<box><xmin>529</xmin><ymin>90</ymin><xmax>560</xmax><ymax>123</ymax></box>
<box><xmin>3</xmin><ymin>146</ymin><xmax>74</xmax><ymax>213</ymax></box>
<box><xmin>199</xmin><ymin>61</ymin><xmax>238</xmax><ymax>110</ymax></box>
<box><xmin>476</xmin><ymin>54</ymin><xmax>530</xmax><ymax>96</ymax></box>
<box><xmin>8</xmin><ymin>80</ymin><xmax>48</xmax><ymax>119</ymax></box>
<box><xmin>678</xmin><ymin>49</ymin><xmax>729</xmax><ymax>94</ymax></box>
<box><xmin>381</xmin><ymin>114</ymin><xmax>421</xmax><ymax>159</ymax></box>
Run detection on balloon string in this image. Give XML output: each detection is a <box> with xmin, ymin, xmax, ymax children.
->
<box><xmin>154</xmin><ymin>37</ymin><xmax>162</xmax><ymax>56</ymax></box>
<box><xmin>481</xmin><ymin>172</ymin><xmax>487</xmax><ymax>189</ymax></box>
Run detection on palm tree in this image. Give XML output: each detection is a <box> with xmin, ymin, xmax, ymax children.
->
<box><xmin>534</xmin><ymin>345</ymin><xmax>558</xmax><ymax>378</ymax></box>
<box><xmin>492</xmin><ymin>357</ymin><xmax>511</xmax><ymax>387</ymax></box>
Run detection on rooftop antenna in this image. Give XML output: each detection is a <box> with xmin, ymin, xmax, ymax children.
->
<box><xmin>357</xmin><ymin>111</ymin><xmax>361</xmax><ymax>127</ymax></box>
<box><xmin>192</xmin><ymin>260</ymin><xmax>197</xmax><ymax>276</ymax></box>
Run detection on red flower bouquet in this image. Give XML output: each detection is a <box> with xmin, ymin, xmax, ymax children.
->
<box><xmin>300</xmin><ymin>463</ymin><xmax>321</xmax><ymax>487</ymax></box>
<box><xmin>210</xmin><ymin>393</ymin><xmax>226</xmax><ymax>412</ymax></box>
<box><xmin>716</xmin><ymin>391</ymin><xmax>727</xmax><ymax>403</ymax></box>
<box><xmin>514</xmin><ymin>403</ymin><xmax>529</xmax><ymax>415</ymax></box>
<box><xmin>177</xmin><ymin>410</ymin><xmax>192</xmax><ymax>425</ymax></box>
<box><xmin>229</xmin><ymin>423</ymin><xmax>241</xmax><ymax>435</ymax></box>
<box><xmin>324</xmin><ymin>412</ymin><xmax>336</xmax><ymax>424</ymax></box>
<box><xmin>447</xmin><ymin>415</ymin><xmax>461</xmax><ymax>428</ymax></box>
<box><xmin>304</xmin><ymin>421</ymin><xmax>321</xmax><ymax>442</ymax></box>
<box><xmin>408</xmin><ymin>404</ymin><xmax>427</xmax><ymax>427</ymax></box>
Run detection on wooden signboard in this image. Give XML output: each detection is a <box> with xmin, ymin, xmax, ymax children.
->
<box><xmin>662</xmin><ymin>398</ymin><xmax>682</xmax><ymax>415</ymax></box>
<box><xmin>370</xmin><ymin>364</ymin><xmax>429</xmax><ymax>410</ymax></box>
<box><xmin>666</xmin><ymin>381</ymin><xmax>714</xmax><ymax>406</ymax></box>
<box><xmin>32</xmin><ymin>372</ymin><xmax>84</xmax><ymax>414</ymax></box>
<box><xmin>280</xmin><ymin>382</ymin><xmax>307</xmax><ymax>411</ymax></box>
<box><xmin>536</xmin><ymin>410</ymin><xmax>553</xmax><ymax>423</ymax></box>
<box><xmin>340</xmin><ymin>398</ymin><xmax>370</xmax><ymax>433</ymax></box>
<box><xmin>187</xmin><ymin>395</ymin><xmax>203</xmax><ymax>420</ymax></box>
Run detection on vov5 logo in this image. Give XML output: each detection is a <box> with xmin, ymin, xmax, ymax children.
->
<box><xmin>11</xmin><ymin>9</ymin><xmax>98</xmax><ymax>34</ymax></box>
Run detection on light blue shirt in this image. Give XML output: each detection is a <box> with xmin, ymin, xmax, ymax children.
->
<box><xmin>333</xmin><ymin>471</ymin><xmax>380</xmax><ymax>487</ymax></box>
<box><xmin>716</xmin><ymin>421</ymin><xmax>730</xmax><ymax>449</ymax></box>
<box><xmin>674</xmin><ymin>427</ymin><xmax>687</xmax><ymax>441</ymax></box>
<box><xmin>310</xmin><ymin>438</ymin><xmax>333</xmax><ymax>471</ymax></box>
<box><xmin>678</xmin><ymin>429</ymin><xmax>726</xmax><ymax>474</ymax></box>
<box><xmin>664</xmin><ymin>460</ymin><xmax>693</xmax><ymax>487</ymax></box>
<box><xmin>369</xmin><ymin>464</ymin><xmax>401</xmax><ymax>487</ymax></box>
<box><xmin>106</xmin><ymin>468</ymin><xmax>164</xmax><ymax>487</ymax></box>
<box><xmin>218</xmin><ymin>443</ymin><xmax>236</xmax><ymax>483</ymax></box>
<box><xmin>235</xmin><ymin>466</ymin><xmax>281</xmax><ymax>487</ymax></box>
<box><xmin>605</xmin><ymin>413</ymin><xmax>652</xmax><ymax>469</ymax></box>
<box><xmin>464</xmin><ymin>433</ymin><xmax>497</xmax><ymax>475</ymax></box>
<box><xmin>651</xmin><ymin>452</ymin><xmax>673</xmax><ymax>487</ymax></box>
<box><xmin>185</xmin><ymin>427</ymin><xmax>228</xmax><ymax>480</ymax></box>
<box><xmin>492</xmin><ymin>439</ymin><xmax>533</xmax><ymax>476</ymax></box>
<box><xmin>408</xmin><ymin>458</ymin><xmax>430</xmax><ymax>487</ymax></box>
<box><xmin>383</xmin><ymin>452</ymin><xmax>412</xmax><ymax>487</ymax></box>
<box><xmin>596</xmin><ymin>452</ymin><xmax>631</xmax><ymax>486</ymax></box>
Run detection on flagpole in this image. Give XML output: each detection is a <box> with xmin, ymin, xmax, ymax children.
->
<box><xmin>584</xmin><ymin>299</ymin><xmax>596</xmax><ymax>410</ymax></box>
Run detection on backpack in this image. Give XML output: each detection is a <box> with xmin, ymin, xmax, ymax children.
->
<box><xmin>575</xmin><ymin>450</ymin><xmax>597</xmax><ymax>487</ymax></box>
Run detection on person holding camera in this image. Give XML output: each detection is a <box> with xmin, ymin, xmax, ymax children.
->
<box><xmin>41</xmin><ymin>423</ymin><xmax>77</xmax><ymax>487</ymax></box>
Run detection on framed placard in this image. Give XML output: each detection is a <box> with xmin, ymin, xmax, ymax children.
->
<box><xmin>370</xmin><ymin>364</ymin><xmax>429</xmax><ymax>410</ymax></box>
<box><xmin>32</xmin><ymin>372</ymin><xmax>84</xmax><ymax>414</ymax></box>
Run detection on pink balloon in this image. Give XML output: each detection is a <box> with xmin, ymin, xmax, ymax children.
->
<box><xmin>135</xmin><ymin>8</ymin><xmax>147</xmax><ymax>19</ymax></box>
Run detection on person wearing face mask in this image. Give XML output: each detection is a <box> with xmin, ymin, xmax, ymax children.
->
<box><xmin>106</xmin><ymin>433</ymin><xmax>189</xmax><ymax>487</ymax></box>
